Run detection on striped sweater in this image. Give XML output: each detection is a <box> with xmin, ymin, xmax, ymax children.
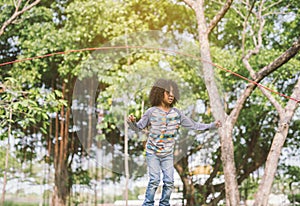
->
<box><xmin>128</xmin><ymin>107</ymin><xmax>216</xmax><ymax>157</ymax></box>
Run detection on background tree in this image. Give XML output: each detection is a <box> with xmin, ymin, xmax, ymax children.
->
<box><xmin>234</xmin><ymin>1</ymin><xmax>300</xmax><ymax>205</ymax></box>
<box><xmin>1</xmin><ymin>0</ymin><xmax>300</xmax><ymax>205</ymax></box>
<box><xmin>0</xmin><ymin>77</ymin><xmax>64</xmax><ymax>204</ymax></box>
<box><xmin>1</xmin><ymin>0</ymin><xmax>197</xmax><ymax>205</ymax></box>
<box><xmin>181</xmin><ymin>0</ymin><xmax>300</xmax><ymax>204</ymax></box>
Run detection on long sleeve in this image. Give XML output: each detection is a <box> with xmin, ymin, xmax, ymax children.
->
<box><xmin>175</xmin><ymin>108</ymin><xmax>216</xmax><ymax>130</ymax></box>
<box><xmin>127</xmin><ymin>107</ymin><xmax>153</xmax><ymax>132</ymax></box>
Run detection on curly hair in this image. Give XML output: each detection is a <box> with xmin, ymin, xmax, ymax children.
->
<box><xmin>149</xmin><ymin>79</ymin><xmax>179</xmax><ymax>107</ymax></box>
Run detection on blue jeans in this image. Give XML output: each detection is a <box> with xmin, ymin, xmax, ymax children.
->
<box><xmin>142</xmin><ymin>153</ymin><xmax>174</xmax><ymax>206</ymax></box>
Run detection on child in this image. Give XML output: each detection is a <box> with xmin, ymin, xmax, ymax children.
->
<box><xmin>127</xmin><ymin>78</ymin><xmax>221</xmax><ymax>206</ymax></box>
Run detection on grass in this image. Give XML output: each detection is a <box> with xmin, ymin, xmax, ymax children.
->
<box><xmin>3</xmin><ymin>201</ymin><xmax>41</xmax><ymax>206</ymax></box>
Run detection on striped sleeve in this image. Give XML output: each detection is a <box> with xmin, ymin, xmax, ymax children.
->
<box><xmin>174</xmin><ymin>108</ymin><xmax>216</xmax><ymax>130</ymax></box>
<box><xmin>127</xmin><ymin>107</ymin><xmax>154</xmax><ymax>132</ymax></box>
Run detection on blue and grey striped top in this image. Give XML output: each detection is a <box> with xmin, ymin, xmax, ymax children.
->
<box><xmin>128</xmin><ymin>107</ymin><xmax>216</xmax><ymax>157</ymax></box>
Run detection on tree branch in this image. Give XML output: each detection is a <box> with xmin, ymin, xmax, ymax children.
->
<box><xmin>181</xmin><ymin>0</ymin><xmax>196</xmax><ymax>10</ymax></box>
<box><xmin>230</xmin><ymin>36</ymin><xmax>300</xmax><ymax>125</ymax></box>
<box><xmin>0</xmin><ymin>0</ymin><xmax>41</xmax><ymax>36</ymax></box>
<box><xmin>254</xmin><ymin>77</ymin><xmax>300</xmax><ymax>206</ymax></box>
<box><xmin>285</xmin><ymin>77</ymin><xmax>300</xmax><ymax>117</ymax></box>
<box><xmin>240</xmin><ymin>0</ymin><xmax>255</xmax><ymax>56</ymax></box>
<box><xmin>259</xmin><ymin>87</ymin><xmax>284</xmax><ymax>118</ymax></box>
<box><xmin>262</xmin><ymin>0</ymin><xmax>286</xmax><ymax>13</ymax></box>
<box><xmin>207</xmin><ymin>0</ymin><xmax>234</xmax><ymax>34</ymax></box>
<box><xmin>255</xmin><ymin>36</ymin><xmax>300</xmax><ymax>81</ymax></box>
<box><xmin>229</xmin><ymin>0</ymin><xmax>300</xmax><ymax>125</ymax></box>
<box><xmin>241</xmin><ymin>0</ymin><xmax>265</xmax><ymax>79</ymax></box>
<box><xmin>204</xmin><ymin>149</ymin><xmax>222</xmax><ymax>185</ymax></box>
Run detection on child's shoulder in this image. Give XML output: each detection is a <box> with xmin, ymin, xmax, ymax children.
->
<box><xmin>171</xmin><ymin>107</ymin><xmax>181</xmax><ymax>114</ymax></box>
<box><xmin>144</xmin><ymin>107</ymin><xmax>157</xmax><ymax>114</ymax></box>
<box><xmin>145</xmin><ymin>107</ymin><xmax>182</xmax><ymax>115</ymax></box>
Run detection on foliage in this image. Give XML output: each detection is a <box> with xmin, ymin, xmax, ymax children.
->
<box><xmin>288</xmin><ymin>193</ymin><xmax>300</xmax><ymax>204</ymax></box>
<box><xmin>239</xmin><ymin>176</ymin><xmax>259</xmax><ymax>201</ymax></box>
<box><xmin>1</xmin><ymin>0</ymin><xmax>300</xmax><ymax>204</ymax></box>
<box><xmin>0</xmin><ymin>147</ymin><xmax>20</xmax><ymax>177</ymax></box>
<box><xmin>3</xmin><ymin>201</ymin><xmax>40</xmax><ymax>206</ymax></box>
<box><xmin>282</xmin><ymin>165</ymin><xmax>300</xmax><ymax>185</ymax></box>
<box><xmin>71</xmin><ymin>168</ymin><xmax>91</xmax><ymax>185</ymax></box>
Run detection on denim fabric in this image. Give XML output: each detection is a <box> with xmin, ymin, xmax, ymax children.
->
<box><xmin>142</xmin><ymin>153</ymin><xmax>174</xmax><ymax>206</ymax></box>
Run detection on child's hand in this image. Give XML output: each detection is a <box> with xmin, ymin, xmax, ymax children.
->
<box><xmin>215</xmin><ymin>120</ymin><xmax>222</xmax><ymax>128</ymax></box>
<box><xmin>127</xmin><ymin>114</ymin><xmax>136</xmax><ymax>122</ymax></box>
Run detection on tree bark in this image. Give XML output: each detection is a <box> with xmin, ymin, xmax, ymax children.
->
<box><xmin>240</xmin><ymin>9</ymin><xmax>300</xmax><ymax>202</ymax></box>
<box><xmin>52</xmin><ymin>81</ymin><xmax>70</xmax><ymax>206</ymax></box>
<box><xmin>193</xmin><ymin>0</ymin><xmax>240</xmax><ymax>204</ymax></box>
<box><xmin>254</xmin><ymin>78</ymin><xmax>300</xmax><ymax>206</ymax></box>
<box><xmin>174</xmin><ymin>157</ymin><xmax>196</xmax><ymax>205</ymax></box>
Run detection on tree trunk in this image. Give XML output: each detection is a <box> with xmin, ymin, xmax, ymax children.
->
<box><xmin>183</xmin><ymin>177</ymin><xmax>196</xmax><ymax>205</ymax></box>
<box><xmin>218</xmin><ymin>124</ymin><xmax>240</xmax><ymax>205</ymax></box>
<box><xmin>254</xmin><ymin>126</ymin><xmax>289</xmax><ymax>206</ymax></box>
<box><xmin>52</xmin><ymin>81</ymin><xmax>70</xmax><ymax>206</ymax></box>
<box><xmin>194</xmin><ymin>0</ymin><xmax>239</xmax><ymax>204</ymax></box>
<box><xmin>254</xmin><ymin>78</ymin><xmax>300</xmax><ymax>206</ymax></box>
<box><xmin>1</xmin><ymin>107</ymin><xmax>12</xmax><ymax>206</ymax></box>
<box><xmin>181</xmin><ymin>0</ymin><xmax>300</xmax><ymax>202</ymax></box>
<box><xmin>174</xmin><ymin>157</ymin><xmax>196</xmax><ymax>205</ymax></box>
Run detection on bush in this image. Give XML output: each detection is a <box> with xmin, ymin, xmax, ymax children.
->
<box><xmin>4</xmin><ymin>201</ymin><xmax>39</xmax><ymax>206</ymax></box>
<box><xmin>288</xmin><ymin>193</ymin><xmax>300</xmax><ymax>205</ymax></box>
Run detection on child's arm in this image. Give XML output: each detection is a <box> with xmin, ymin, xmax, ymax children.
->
<box><xmin>127</xmin><ymin>108</ymin><xmax>152</xmax><ymax>132</ymax></box>
<box><xmin>178</xmin><ymin>110</ymin><xmax>221</xmax><ymax>130</ymax></box>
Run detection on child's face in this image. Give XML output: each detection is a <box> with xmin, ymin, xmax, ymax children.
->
<box><xmin>162</xmin><ymin>86</ymin><xmax>174</xmax><ymax>106</ymax></box>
